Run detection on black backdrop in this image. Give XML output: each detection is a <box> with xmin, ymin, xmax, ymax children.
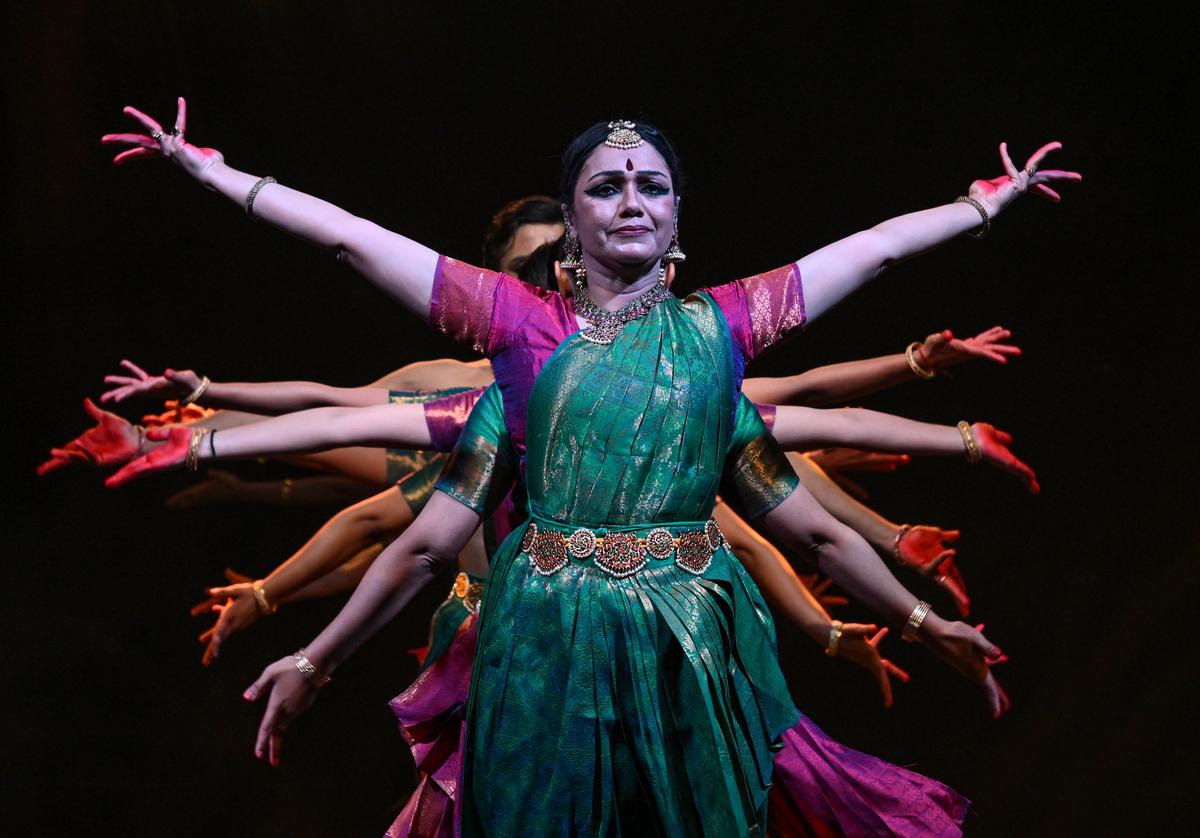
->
<box><xmin>7</xmin><ymin>4</ymin><xmax>1196</xmax><ymax>836</ymax></box>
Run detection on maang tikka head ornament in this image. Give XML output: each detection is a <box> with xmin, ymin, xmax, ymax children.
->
<box><xmin>605</xmin><ymin>120</ymin><xmax>644</xmax><ymax>150</ymax></box>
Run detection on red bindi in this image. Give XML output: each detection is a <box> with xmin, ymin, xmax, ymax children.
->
<box><xmin>625</xmin><ymin>158</ymin><xmax>634</xmax><ymax>171</ymax></box>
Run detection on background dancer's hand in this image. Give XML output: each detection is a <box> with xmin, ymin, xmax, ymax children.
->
<box><xmin>967</xmin><ymin>141</ymin><xmax>1081</xmax><ymax>217</ymax></box>
<box><xmin>896</xmin><ymin>526</ymin><xmax>971</xmax><ymax>616</ymax></box>
<box><xmin>835</xmin><ymin>624</ymin><xmax>911</xmax><ymax>708</ymax></box>
<box><xmin>37</xmin><ymin>398</ymin><xmax>143</xmax><ymax>475</ymax></box>
<box><xmin>799</xmin><ymin>573</ymin><xmax>850</xmax><ymax>610</ymax></box>
<box><xmin>921</xmin><ymin>617</ymin><xmax>1011</xmax><ymax>718</ymax></box>
<box><xmin>101</xmin><ymin>359</ymin><xmax>200</xmax><ymax>405</ymax></box>
<box><xmin>972</xmin><ymin>423</ymin><xmax>1040</xmax><ymax>493</ymax></box>
<box><xmin>806</xmin><ymin>448</ymin><xmax>911</xmax><ymax>474</ymax></box>
<box><xmin>918</xmin><ymin>326</ymin><xmax>1021</xmax><ymax>373</ymax></box>
<box><xmin>102</xmin><ymin>97</ymin><xmax>225</xmax><ymax>185</ymax></box>
<box><xmin>191</xmin><ymin>568</ymin><xmax>257</xmax><ymax>665</ymax></box>
<box><xmin>105</xmin><ymin>425</ymin><xmax>193</xmax><ymax>487</ymax></box>
<box><xmin>244</xmin><ymin>655</ymin><xmax>322</xmax><ymax>767</ymax></box>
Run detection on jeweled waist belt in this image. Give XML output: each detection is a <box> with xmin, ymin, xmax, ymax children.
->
<box><xmin>448</xmin><ymin>571</ymin><xmax>485</xmax><ymax>613</ymax></box>
<box><xmin>519</xmin><ymin>516</ymin><xmax>727</xmax><ymax>578</ymax></box>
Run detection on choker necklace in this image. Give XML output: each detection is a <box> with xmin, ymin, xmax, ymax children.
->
<box><xmin>573</xmin><ymin>267</ymin><xmax>671</xmax><ymax>345</ymax></box>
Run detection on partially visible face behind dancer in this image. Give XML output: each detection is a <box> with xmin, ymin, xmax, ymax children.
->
<box><xmin>481</xmin><ymin>195</ymin><xmax>564</xmax><ymax>278</ymax></box>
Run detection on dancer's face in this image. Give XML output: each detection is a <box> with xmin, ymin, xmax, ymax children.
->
<box><xmin>499</xmin><ymin>221</ymin><xmax>564</xmax><ymax>274</ymax></box>
<box><xmin>570</xmin><ymin>143</ymin><xmax>675</xmax><ymax>273</ymax></box>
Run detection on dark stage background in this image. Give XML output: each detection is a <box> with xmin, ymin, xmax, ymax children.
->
<box><xmin>7</xmin><ymin>4</ymin><xmax>1196</xmax><ymax>836</ymax></box>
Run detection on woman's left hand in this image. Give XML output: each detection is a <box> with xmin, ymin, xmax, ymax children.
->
<box><xmin>836</xmin><ymin>624</ymin><xmax>911</xmax><ymax>708</ymax></box>
<box><xmin>37</xmin><ymin>398</ymin><xmax>142</xmax><ymax>475</ymax></box>
<box><xmin>244</xmin><ymin>656</ymin><xmax>322</xmax><ymax>766</ymax></box>
<box><xmin>972</xmin><ymin>422</ymin><xmax>1040</xmax><ymax>493</ymax></box>
<box><xmin>968</xmin><ymin>141</ymin><xmax>1081</xmax><ymax>217</ymax></box>
<box><xmin>105</xmin><ymin>425</ymin><xmax>193</xmax><ymax>487</ymax></box>
<box><xmin>922</xmin><ymin>618</ymin><xmax>1011</xmax><ymax>718</ymax></box>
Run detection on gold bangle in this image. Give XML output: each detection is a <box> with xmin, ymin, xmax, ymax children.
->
<box><xmin>280</xmin><ymin>478</ymin><xmax>294</xmax><ymax>506</ymax></box>
<box><xmin>180</xmin><ymin>375</ymin><xmax>211</xmax><ymax>406</ymax></box>
<box><xmin>902</xmin><ymin>600</ymin><xmax>932</xmax><ymax>642</ymax></box>
<box><xmin>957</xmin><ymin>420</ymin><xmax>982</xmax><ymax>464</ymax></box>
<box><xmin>252</xmin><ymin>579</ymin><xmax>278</xmax><ymax>615</ymax></box>
<box><xmin>824</xmin><ymin>620</ymin><xmax>844</xmax><ymax>657</ymax></box>
<box><xmin>185</xmin><ymin>428</ymin><xmax>210</xmax><ymax>472</ymax></box>
<box><xmin>954</xmin><ymin>195</ymin><xmax>990</xmax><ymax>239</ymax></box>
<box><xmin>134</xmin><ymin>425</ymin><xmax>146</xmax><ymax>454</ymax></box>
<box><xmin>245</xmin><ymin>176</ymin><xmax>277</xmax><ymax>219</ymax></box>
<box><xmin>905</xmin><ymin>342</ymin><xmax>937</xmax><ymax>379</ymax></box>
<box><xmin>893</xmin><ymin>524</ymin><xmax>912</xmax><ymax>563</ymax></box>
<box><xmin>292</xmin><ymin>648</ymin><xmax>330</xmax><ymax>686</ymax></box>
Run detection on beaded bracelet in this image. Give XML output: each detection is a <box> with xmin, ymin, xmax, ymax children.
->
<box><xmin>245</xmin><ymin>176</ymin><xmax>277</xmax><ymax>219</ymax></box>
<box><xmin>954</xmin><ymin>195</ymin><xmax>990</xmax><ymax>239</ymax></box>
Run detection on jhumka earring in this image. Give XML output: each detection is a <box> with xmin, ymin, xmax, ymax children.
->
<box><xmin>662</xmin><ymin>199</ymin><xmax>687</xmax><ymax>263</ymax></box>
<box><xmin>559</xmin><ymin>204</ymin><xmax>586</xmax><ymax>286</ymax></box>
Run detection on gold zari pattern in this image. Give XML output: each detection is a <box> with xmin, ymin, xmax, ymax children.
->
<box><xmin>450</xmin><ymin>571</ymin><xmax>485</xmax><ymax>614</ymax></box>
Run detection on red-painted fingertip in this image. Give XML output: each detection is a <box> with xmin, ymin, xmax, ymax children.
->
<box><xmin>243</xmin><ymin>689</ymin><xmax>255</xmax><ymax>701</ymax></box>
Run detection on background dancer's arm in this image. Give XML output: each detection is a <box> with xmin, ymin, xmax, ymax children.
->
<box><xmin>741</xmin><ymin>326</ymin><xmax>1019</xmax><ymax>406</ymax></box>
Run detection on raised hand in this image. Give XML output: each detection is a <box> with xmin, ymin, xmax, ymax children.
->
<box><xmin>101</xmin><ymin>359</ymin><xmax>199</xmax><ymax>405</ymax></box>
<box><xmin>244</xmin><ymin>656</ymin><xmax>323</xmax><ymax>766</ymax></box>
<box><xmin>972</xmin><ymin>422</ymin><xmax>1040</xmax><ymax>493</ymax></box>
<box><xmin>191</xmin><ymin>568</ymin><xmax>258</xmax><ymax>666</ymax></box>
<box><xmin>896</xmin><ymin>526</ymin><xmax>970</xmax><ymax>617</ymax></box>
<box><xmin>101</xmin><ymin>97</ymin><xmax>225</xmax><ymax>182</ymax></box>
<box><xmin>37</xmin><ymin>398</ymin><xmax>142</xmax><ymax>476</ymax></box>
<box><xmin>835</xmin><ymin>624</ymin><xmax>911</xmax><ymax>708</ymax></box>
<box><xmin>968</xmin><ymin>141</ymin><xmax>1082</xmax><ymax>217</ymax></box>
<box><xmin>105</xmin><ymin>425</ymin><xmax>194</xmax><ymax>487</ymax></box>
<box><xmin>922</xmin><ymin>618</ymin><xmax>1011</xmax><ymax>718</ymax></box>
<box><xmin>918</xmin><ymin>326</ymin><xmax>1021</xmax><ymax>372</ymax></box>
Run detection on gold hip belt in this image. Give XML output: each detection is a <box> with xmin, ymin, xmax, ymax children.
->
<box><xmin>519</xmin><ymin>518</ymin><xmax>726</xmax><ymax>579</ymax></box>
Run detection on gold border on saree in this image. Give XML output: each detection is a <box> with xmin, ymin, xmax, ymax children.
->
<box><xmin>520</xmin><ymin>520</ymin><xmax>726</xmax><ymax>578</ymax></box>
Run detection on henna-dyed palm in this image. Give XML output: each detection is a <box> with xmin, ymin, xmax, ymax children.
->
<box><xmin>968</xmin><ymin>141</ymin><xmax>1081</xmax><ymax>215</ymax></box>
<box><xmin>897</xmin><ymin>526</ymin><xmax>970</xmax><ymax>617</ymax></box>
<box><xmin>973</xmin><ymin>422</ymin><xmax>1040</xmax><ymax>493</ymax></box>
<box><xmin>799</xmin><ymin>573</ymin><xmax>849</xmax><ymax>610</ymax></box>
<box><xmin>919</xmin><ymin>326</ymin><xmax>1022</xmax><ymax>372</ymax></box>
<box><xmin>142</xmin><ymin>401</ymin><xmax>213</xmax><ymax>428</ymax></box>
<box><xmin>836</xmin><ymin>624</ymin><xmax>911</xmax><ymax>708</ymax></box>
<box><xmin>37</xmin><ymin>398</ymin><xmax>141</xmax><ymax>476</ymax></box>
<box><xmin>105</xmin><ymin>425</ymin><xmax>193</xmax><ymax>487</ymax></box>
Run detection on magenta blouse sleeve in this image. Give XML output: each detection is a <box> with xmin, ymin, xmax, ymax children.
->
<box><xmin>423</xmin><ymin>387</ymin><xmax>487</xmax><ymax>452</ymax></box>
<box><xmin>706</xmin><ymin>262</ymin><xmax>807</xmax><ymax>363</ymax></box>
<box><xmin>429</xmin><ymin>255</ymin><xmax>558</xmax><ymax>357</ymax></box>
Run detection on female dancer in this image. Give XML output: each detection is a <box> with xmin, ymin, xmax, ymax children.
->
<box><xmin>103</xmin><ymin>101</ymin><xmax>1077</xmax><ymax>833</ymax></box>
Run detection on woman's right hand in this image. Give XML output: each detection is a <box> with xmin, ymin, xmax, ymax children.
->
<box><xmin>101</xmin><ymin>359</ymin><xmax>199</xmax><ymax>405</ymax></box>
<box><xmin>918</xmin><ymin>326</ymin><xmax>1022</xmax><ymax>372</ymax></box>
<box><xmin>896</xmin><ymin>525</ymin><xmax>970</xmax><ymax>616</ymax></box>
<box><xmin>102</xmin><ymin>97</ymin><xmax>225</xmax><ymax>184</ymax></box>
<box><xmin>244</xmin><ymin>656</ymin><xmax>323</xmax><ymax>766</ymax></box>
<box><xmin>105</xmin><ymin>425</ymin><xmax>194</xmax><ymax>487</ymax></box>
<box><xmin>921</xmin><ymin>617</ymin><xmax>1011</xmax><ymax>718</ymax></box>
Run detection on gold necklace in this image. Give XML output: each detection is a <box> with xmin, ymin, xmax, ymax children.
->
<box><xmin>573</xmin><ymin>267</ymin><xmax>671</xmax><ymax>345</ymax></box>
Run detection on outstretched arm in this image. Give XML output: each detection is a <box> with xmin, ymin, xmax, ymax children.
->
<box><xmin>797</xmin><ymin>143</ymin><xmax>1080</xmax><ymax>324</ymax></box>
<box><xmin>788</xmin><ymin>453</ymin><xmax>972</xmax><ymax>616</ymax></box>
<box><xmin>103</xmin><ymin>99</ymin><xmax>444</xmax><ymax>316</ymax></box>
<box><xmin>244</xmin><ymin>492</ymin><xmax>481</xmax><ymax>764</ymax></box>
<box><xmin>770</xmin><ymin>406</ymin><xmax>1039</xmax><ymax>492</ymax></box>
<box><xmin>105</xmin><ymin>401</ymin><xmax>435</xmax><ymax>486</ymax></box>
<box><xmin>759</xmin><ymin>483</ymin><xmax>1009</xmax><ymax>717</ymax></box>
<box><xmin>741</xmin><ymin>326</ymin><xmax>1020</xmax><ymax>406</ymax></box>
<box><xmin>713</xmin><ymin>500</ymin><xmax>908</xmax><ymax>706</ymax></box>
